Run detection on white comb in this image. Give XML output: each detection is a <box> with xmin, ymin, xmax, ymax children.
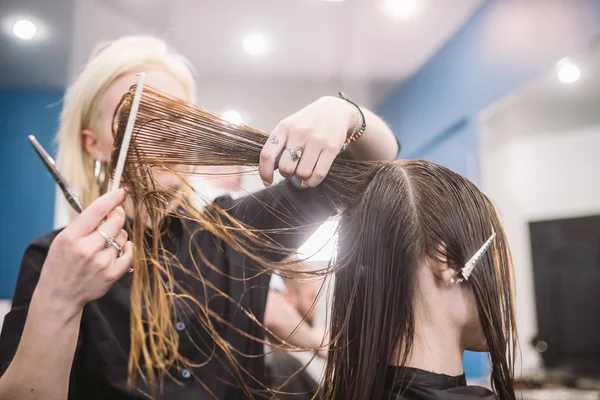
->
<box><xmin>110</xmin><ymin>72</ymin><xmax>146</xmax><ymax>192</ymax></box>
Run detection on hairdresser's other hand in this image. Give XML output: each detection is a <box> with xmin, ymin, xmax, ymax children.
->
<box><xmin>35</xmin><ymin>189</ymin><xmax>134</xmax><ymax>318</ymax></box>
<box><xmin>282</xmin><ymin>279</ymin><xmax>319</xmax><ymax>324</ymax></box>
<box><xmin>265</xmin><ymin>290</ymin><xmax>329</xmax><ymax>358</ymax></box>
<box><xmin>259</xmin><ymin>96</ymin><xmax>355</xmax><ymax>187</ymax></box>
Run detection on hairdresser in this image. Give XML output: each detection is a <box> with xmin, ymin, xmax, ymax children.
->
<box><xmin>0</xmin><ymin>35</ymin><xmax>398</xmax><ymax>400</ymax></box>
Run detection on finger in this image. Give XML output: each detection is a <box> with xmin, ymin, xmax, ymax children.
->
<box><xmin>259</xmin><ymin>123</ymin><xmax>288</xmax><ymax>186</ymax></box>
<box><xmin>278</xmin><ymin>140</ymin><xmax>304</xmax><ymax>179</ymax></box>
<box><xmin>92</xmin><ymin>206</ymin><xmax>127</xmax><ymax>251</ymax></box>
<box><xmin>294</xmin><ymin>140</ymin><xmax>320</xmax><ymax>182</ymax></box>
<box><xmin>303</xmin><ymin>149</ymin><xmax>337</xmax><ymax>187</ymax></box>
<box><xmin>114</xmin><ymin>229</ymin><xmax>128</xmax><ymax>248</ymax></box>
<box><xmin>68</xmin><ymin>189</ymin><xmax>126</xmax><ymax>236</ymax></box>
<box><xmin>100</xmin><ymin>229</ymin><xmax>128</xmax><ymax>258</ymax></box>
<box><xmin>108</xmin><ymin>241</ymin><xmax>134</xmax><ymax>282</ymax></box>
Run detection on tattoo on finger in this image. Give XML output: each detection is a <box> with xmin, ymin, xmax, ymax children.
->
<box><xmin>269</xmin><ymin>134</ymin><xmax>279</xmax><ymax>145</ymax></box>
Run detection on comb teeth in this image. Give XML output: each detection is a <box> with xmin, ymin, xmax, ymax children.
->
<box><xmin>461</xmin><ymin>231</ymin><xmax>496</xmax><ymax>281</ymax></box>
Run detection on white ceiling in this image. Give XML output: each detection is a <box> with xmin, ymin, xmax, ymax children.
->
<box><xmin>1</xmin><ymin>0</ymin><xmax>483</xmax><ymax>92</ymax></box>
<box><xmin>481</xmin><ymin>38</ymin><xmax>600</xmax><ymax>141</ymax></box>
<box><xmin>0</xmin><ymin>0</ymin><xmax>74</xmax><ymax>88</ymax></box>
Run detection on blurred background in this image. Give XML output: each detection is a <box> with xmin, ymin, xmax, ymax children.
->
<box><xmin>1</xmin><ymin>0</ymin><xmax>599</xmax><ymax>398</ymax></box>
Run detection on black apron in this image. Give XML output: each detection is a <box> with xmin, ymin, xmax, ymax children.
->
<box><xmin>383</xmin><ymin>366</ymin><xmax>498</xmax><ymax>399</ymax></box>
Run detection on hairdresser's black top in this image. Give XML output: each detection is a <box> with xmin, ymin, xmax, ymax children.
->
<box><xmin>0</xmin><ymin>180</ymin><xmax>334</xmax><ymax>400</ymax></box>
<box><xmin>383</xmin><ymin>367</ymin><xmax>498</xmax><ymax>399</ymax></box>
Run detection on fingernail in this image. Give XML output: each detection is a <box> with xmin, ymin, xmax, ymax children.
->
<box><xmin>118</xmin><ymin>188</ymin><xmax>126</xmax><ymax>196</ymax></box>
<box><xmin>263</xmin><ymin>180</ymin><xmax>271</xmax><ymax>187</ymax></box>
<box><xmin>301</xmin><ymin>181</ymin><xmax>307</xmax><ymax>188</ymax></box>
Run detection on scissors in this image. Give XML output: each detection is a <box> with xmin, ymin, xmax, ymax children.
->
<box><xmin>28</xmin><ymin>135</ymin><xmax>84</xmax><ymax>214</ymax></box>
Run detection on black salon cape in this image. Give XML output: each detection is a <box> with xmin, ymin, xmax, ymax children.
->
<box><xmin>383</xmin><ymin>367</ymin><xmax>498</xmax><ymax>399</ymax></box>
<box><xmin>0</xmin><ymin>181</ymin><xmax>334</xmax><ymax>400</ymax></box>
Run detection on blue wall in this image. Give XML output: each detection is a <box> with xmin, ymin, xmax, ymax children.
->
<box><xmin>377</xmin><ymin>0</ymin><xmax>600</xmax><ymax>380</ymax></box>
<box><xmin>0</xmin><ymin>89</ymin><xmax>62</xmax><ymax>299</ymax></box>
<box><xmin>380</xmin><ymin>0</ymin><xmax>600</xmax><ymax>181</ymax></box>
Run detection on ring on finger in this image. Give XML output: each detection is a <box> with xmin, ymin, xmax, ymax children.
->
<box><xmin>97</xmin><ymin>229</ymin><xmax>123</xmax><ymax>256</ymax></box>
<box><xmin>286</xmin><ymin>145</ymin><xmax>304</xmax><ymax>162</ymax></box>
<box><xmin>108</xmin><ymin>240</ymin><xmax>123</xmax><ymax>256</ymax></box>
<box><xmin>96</xmin><ymin>229</ymin><xmax>114</xmax><ymax>248</ymax></box>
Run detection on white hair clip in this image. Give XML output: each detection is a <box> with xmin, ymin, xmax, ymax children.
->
<box><xmin>450</xmin><ymin>231</ymin><xmax>497</xmax><ymax>285</ymax></box>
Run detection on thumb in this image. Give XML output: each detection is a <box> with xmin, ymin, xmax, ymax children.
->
<box><xmin>68</xmin><ymin>189</ymin><xmax>127</xmax><ymax>236</ymax></box>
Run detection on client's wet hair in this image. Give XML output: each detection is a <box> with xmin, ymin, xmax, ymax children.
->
<box><xmin>322</xmin><ymin>162</ymin><xmax>516</xmax><ymax>400</ymax></box>
<box><xmin>111</xmin><ymin>85</ymin><xmax>516</xmax><ymax>399</ymax></box>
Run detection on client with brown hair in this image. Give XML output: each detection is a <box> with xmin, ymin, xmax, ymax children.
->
<box><xmin>321</xmin><ymin>160</ymin><xmax>516</xmax><ymax>400</ymax></box>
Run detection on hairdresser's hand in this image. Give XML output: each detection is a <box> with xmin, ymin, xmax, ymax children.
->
<box><xmin>265</xmin><ymin>290</ymin><xmax>329</xmax><ymax>358</ymax></box>
<box><xmin>259</xmin><ymin>96</ymin><xmax>355</xmax><ymax>187</ymax></box>
<box><xmin>36</xmin><ymin>189</ymin><xmax>134</xmax><ymax>318</ymax></box>
<box><xmin>282</xmin><ymin>279</ymin><xmax>320</xmax><ymax>324</ymax></box>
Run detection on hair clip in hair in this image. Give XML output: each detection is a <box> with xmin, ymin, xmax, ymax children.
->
<box><xmin>449</xmin><ymin>272</ymin><xmax>464</xmax><ymax>286</ymax></box>
<box><xmin>449</xmin><ymin>231</ymin><xmax>497</xmax><ymax>286</ymax></box>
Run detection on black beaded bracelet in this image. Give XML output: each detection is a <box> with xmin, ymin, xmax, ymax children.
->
<box><xmin>338</xmin><ymin>92</ymin><xmax>366</xmax><ymax>151</ymax></box>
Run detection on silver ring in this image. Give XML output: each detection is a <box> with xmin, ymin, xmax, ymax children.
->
<box><xmin>286</xmin><ymin>145</ymin><xmax>304</xmax><ymax>162</ymax></box>
<box><xmin>97</xmin><ymin>229</ymin><xmax>123</xmax><ymax>255</ymax></box>
<box><xmin>96</xmin><ymin>229</ymin><xmax>112</xmax><ymax>247</ymax></box>
<box><xmin>108</xmin><ymin>240</ymin><xmax>123</xmax><ymax>255</ymax></box>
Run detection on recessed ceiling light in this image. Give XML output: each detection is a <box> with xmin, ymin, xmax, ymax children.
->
<box><xmin>556</xmin><ymin>58</ymin><xmax>581</xmax><ymax>84</ymax></box>
<box><xmin>243</xmin><ymin>34</ymin><xmax>268</xmax><ymax>56</ymax></box>
<box><xmin>384</xmin><ymin>0</ymin><xmax>418</xmax><ymax>20</ymax></box>
<box><xmin>223</xmin><ymin>110</ymin><xmax>244</xmax><ymax>125</ymax></box>
<box><xmin>13</xmin><ymin>19</ymin><xmax>37</xmax><ymax>40</ymax></box>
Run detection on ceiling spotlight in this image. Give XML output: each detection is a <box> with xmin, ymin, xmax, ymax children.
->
<box><xmin>13</xmin><ymin>19</ymin><xmax>37</xmax><ymax>40</ymax></box>
<box><xmin>384</xmin><ymin>0</ymin><xmax>418</xmax><ymax>20</ymax></box>
<box><xmin>556</xmin><ymin>58</ymin><xmax>581</xmax><ymax>84</ymax></box>
<box><xmin>243</xmin><ymin>34</ymin><xmax>268</xmax><ymax>55</ymax></box>
<box><xmin>223</xmin><ymin>110</ymin><xmax>244</xmax><ymax>125</ymax></box>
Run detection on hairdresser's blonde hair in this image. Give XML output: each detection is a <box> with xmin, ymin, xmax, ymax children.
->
<box><xmin>56</xmin><ymin>35</ymin><xmax>196</xmax><ymax>222</ymax></box>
